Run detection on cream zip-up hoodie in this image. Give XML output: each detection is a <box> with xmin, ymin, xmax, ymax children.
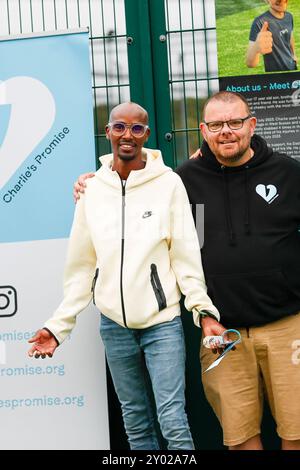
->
<box><xmin>44</xmin><ymin>149</ymin><xmax>220</xmax><ymax>343</ymax></box>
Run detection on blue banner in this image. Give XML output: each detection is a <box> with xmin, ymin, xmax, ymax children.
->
<box><xmin>0</xmin><ymin>30</ymin><xmax>109</xmax><ymax>450</ymax></box>
<box><xmin>0</xmin><ymin>30</ymin><xmax>96</xmax><ymax>242</ymax></box>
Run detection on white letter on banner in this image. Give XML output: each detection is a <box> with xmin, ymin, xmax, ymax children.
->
<box><xmin>0</xmin><ymin>76</ymin><xmax>55</xmax><ymax>189</ymax></box>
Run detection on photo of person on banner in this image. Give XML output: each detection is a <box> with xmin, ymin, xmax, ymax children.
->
<box><xmin>246</xmin><ymin>0</ymin><xmax>297</xmax><ymax>72</ymax></box>
<box><xmin>216</xmin><ymin>0</ymin><xmax>299</xmax><ymax>77</ymax></box>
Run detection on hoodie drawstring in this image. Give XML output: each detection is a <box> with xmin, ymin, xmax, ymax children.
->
<box><xmin>244</xmin><ymin>166</ymin><xmax>251</xmax><ymax>235</ymax></box>
<box><xmin>221</xmin><ymin>165</ymin><xmax>251</xmax><ymax>245</ymax></box>
<box><xmin>221</xmin><ymin>167</ymin><xmax>236</xmax><ymax>245</ymax></box>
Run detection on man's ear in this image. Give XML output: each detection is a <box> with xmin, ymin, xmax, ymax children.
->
<box><xmin>249</xmin><ymin>116</ymin><xmax>257</xmax><ymax>137</ymax></box>
<box><xmin>199</xmin><ymin>122</ymin><xmax>207</xmax><ymax>140</ymax></box>
<box><xmin>105</xmin><ymin>125</ymin><xmax>110</xmax><ymax>140</ymax></box>
<box><xmin>144</xmin><ymin>127</ymin><xmax>151</xmax><ymax>143</ymax></box>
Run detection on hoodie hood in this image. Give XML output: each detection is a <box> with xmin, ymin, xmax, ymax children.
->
<box><xmin>96</xmin><ymin>148</ymin><xmax>172</xmax><ymax>189</ymax></box>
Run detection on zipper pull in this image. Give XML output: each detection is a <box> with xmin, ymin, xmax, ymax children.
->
<box><xmin>91</xmin><ymin>268</ymin><xmax>99</xmax><ymax>292</ymax></box>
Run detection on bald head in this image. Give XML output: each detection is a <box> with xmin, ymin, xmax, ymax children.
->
<box><xmin>199</xmin><ymin>90</ymin><xmax>257</xmax><ymax>167</ymax></box>
<box><xmin>106</xmin><ymin>101</ymin><xmax>151</xmax><ymax>170</ymax></box>
<box><xmin>109</xmin><ymin>102</ymin><xmax>149</xmax><ymax>125</ymax></box>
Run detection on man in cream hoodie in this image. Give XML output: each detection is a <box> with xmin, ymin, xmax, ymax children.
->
<box><xmin>28</xmin><ymin>102</ymin><xmax>221</xmax><ymax>450</ymax></box>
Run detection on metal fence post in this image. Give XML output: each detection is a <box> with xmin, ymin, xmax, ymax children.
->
<box><xmin>124</xmin><ymin>0</ymin><xmax>158</xmax><ymax>150</ymax></box>
<box><xmin>124</xmin><ymin>0</ymin><xmax>173</xmax><ymax>166</ymax></box>
<box><xmin>148</xmin><ymin>0</ymin><xmax>174</xmax><ymax>168</ymax></box>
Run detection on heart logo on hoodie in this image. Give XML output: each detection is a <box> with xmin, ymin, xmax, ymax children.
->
<box><xmin>255</xmin><ymin>184</ymin><xmax>279</xmax><ymax>204</ymax></box>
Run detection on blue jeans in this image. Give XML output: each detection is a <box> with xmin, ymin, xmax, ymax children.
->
<box><xmin>100</xmin><ymin>314</ymin><xmax>194</xmax><ymax>450</ymax></box>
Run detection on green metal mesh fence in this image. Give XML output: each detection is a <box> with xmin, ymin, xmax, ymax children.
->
<box><xmin>164</xmin><ymin>0</ymin><xmax>218</xmax><ymax>165</ymax></box>
<box><xmin>0</xmin><ymin>0</ymin><xmax>130</xmax><ymax>161</ymax></box>
<box><xmin>0</xmin><ymin>0</ymin><xmax>217</xmax><ymax>168</ymax></box>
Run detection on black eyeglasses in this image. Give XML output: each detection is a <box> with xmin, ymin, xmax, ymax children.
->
<box><xmin>204</xmin><ymin>115</ymin><xmax>252</xmax><ymax>132</ymax></box>
<box><xmin>108</xmin><ymin>121</ymin><xmax>149</xmax><ymax>137</ymax></box>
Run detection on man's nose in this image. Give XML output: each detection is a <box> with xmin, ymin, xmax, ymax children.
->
<box><xmin>123</xmin><ymin>126</ymin><xmax>132</xmax><ymax>138</ymax></box>
<box><xmin>221</xmin><ymin>122</ymin><xmax>233</xmax><ymax>133</ymax></box>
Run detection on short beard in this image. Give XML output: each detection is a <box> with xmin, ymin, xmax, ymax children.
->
<box><xmin>220</xmin><ymin>151</ymin><xmax>246</xmax><ymax>163</ymax></box>
<box><xmin>118</xmin><ymin>153</ymin><xmax>136</xmax><ymax>161</ymax></box>
<box><xmin>216</xmin><ymin>143</ymin><xmax>252</xmax><ymax>165</ymax></box>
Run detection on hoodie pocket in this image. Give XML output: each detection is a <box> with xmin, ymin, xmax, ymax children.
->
<box><xmin>150</xmin><ymin>264</ymin><xmax>167</xmax><ymax>311</ymax></box>
<box><xmin>206</xmin><ymin>269</ymin><xmax>297</xmax><ymax>325</ymax></box>
<box><xmin>91</xmin><ymin>268</ymin><xmax>99</xmax><ymax>305</ymax></box>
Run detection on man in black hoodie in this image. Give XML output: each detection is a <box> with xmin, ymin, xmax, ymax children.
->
<box><xmin>176</xmin><ymin>91</ymin><xmax>300</xmax><ymax>450</ymax></box>
<box><xmin>73</xmin><ymin>92</ymin><xmax>300</xmax><ymax>450</ymax></box>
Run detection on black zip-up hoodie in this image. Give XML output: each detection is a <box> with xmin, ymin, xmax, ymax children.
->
<box><xmin>176</xmin><ymin>135</ymin><xmax>300</xmax><ymax>328</ymax></box>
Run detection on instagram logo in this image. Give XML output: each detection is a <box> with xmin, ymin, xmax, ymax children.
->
<box><xmin>0</xmin><ymin>286</ymin><xmax>17</xmax><ymax>317</ymax></box>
